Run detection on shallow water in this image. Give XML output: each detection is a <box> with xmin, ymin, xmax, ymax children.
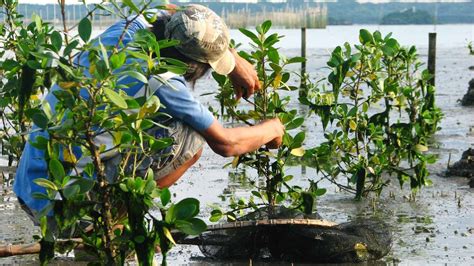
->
<box><xmin>1</xmin><ymin>25</ymin><xmax>474</xmax><ymax>264</ymax></box>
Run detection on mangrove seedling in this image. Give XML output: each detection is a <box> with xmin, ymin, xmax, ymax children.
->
<box><xmin>300</xmin><ymin>29</ymin><xmax>442</xmax><ymax>199</ymax></box>
<box><xmin>211</xmin><ymin>21</ymin><xmax>326</xmax><ymax>222</ymax></box>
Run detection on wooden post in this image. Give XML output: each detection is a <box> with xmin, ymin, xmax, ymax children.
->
<box><xmin>428</xmin><ymin>32</ymin><xmax>436</xmax><ymax>86</ymax></box>
<box><xmin>301</xmin><ymin>27</ymin><xmax>307</xmax><ymax>88</ymax></box>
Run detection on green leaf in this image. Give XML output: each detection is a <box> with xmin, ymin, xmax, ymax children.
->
<box><xmin>350</xmin><ymin>53</ymin><xmax>362</xmax><ymax>63</ymax></box>
<box><xmin>175</xmin><ymin>218</ymin><xmax>207</xmax><ymax>235</ymax></box>
<box><xmin>359</xmin><ymin>29</ymin><xmax>374</xmax><ymax>45</ymax></box>
<box><xmin>267</xmin><ymin>48</ymin><xmax>280</xmax><ymax>64</ymax></box>
<box><xmin>285</xmin><ymin>117</ymin><xmax>305</xmax><ymax>130</ymax></box>
<box><xmin>63</xmin><ymin>40</ymin><xmax>79</xmax><ymax>56</ymax></box>
<box><xmin>78</xmin><ymin>17</ymin><xmax>92</xmax><ymax>43</ymax></box>
<box><xmin>84</xmin><ymin>163</ymin><xmax>95</xmax><ymax>178</ymax></box>
<box><xmin>32</xmin><ymin>112</ymin><xmax>49</xmax><ymax>129</ymax></box>
<box><xmin>49</xmin><ymin>159</ymin><xmax>65</xmax><ymax>180</ymax></box>
<box><xmin>175</xmin><ymin>198</ymin><xmax>200</xmax><ymax>220</ymax></box>
<box><xmin>26</xmin><ymin>60</ymin><xmax>42</xmax><ymax>70</ymax></box>
<box><xmin>33</xmin><ymin>13</ymin><xmax>42</xmax><ymax>31</ymax></box>
<box><xmin>110</xmin><ymin>53</ymin><xmax>126</xmax><ymax>69</ymax></box>
<box><xmin>32</xmin><ymin>192</ymin><xmax>51</xmax><ymax>200</ymax></box>
<box><xmin>74</xmin><ymin>177</ymin><xmax>95</xmax><ymax>193</ymax></box>
<box><xmin>251</xmin><ymin>191</ymin><xmax>262</xmax><ymax>199</ymax></box>
<box><xmin>42</xmin><ymin>101</ymin><xmax>53</xmax><ymax>120</ymax></box>
<box><xmin>212</xmin><ymin>72</ymin><xmax>227</xmax><ymax>86</ymax></box>
<box><xmin>120</xmin><ymin>132</ymin><xmax>133</xmax><ymax>144</ymax></box>
<box><xmin>2</xmin><ymin>59</ymin><xmax>19</xmax><ymax>70</ymax></box>
<box><xmin>314</xmin><ymin>188</ymin><xmax>327</xmax><ymax>196</ymax></box>
<box><xmin>166</xmin><ymin>198</ymin><xmax>200</xmax><ymax>223</ymax></box>
<box><xmin>104</xmin><ymin>88</ymin><xmax>128</xmax><ymax>109</ymax></box>
<box><xmin>349</xmin><ymin>120</ymin><xmax>357</xmax><ymax>131</ymax></box>
<box><xmin>239</xmin><ymin>28</ymin><xmax>261</xmax><ymax>46</ymax></box>
<box><xmin>150</xmin><ymin>138</ymin><xmax>173</xmax><ymax>152</ymax></box>
<box><xmin>50</xmin><ymin>31</ymin><xmax>62</xmax><ymax>52</ymax></box>
<box><xmin>99</xmin><ymin>41</ymin><xmax>109</xmax><ymax>70</ymax></box>
<box><xmin>415</xmin><ymin>144</ymin><xmax>428</xmax><ymax>152</ymax></box>
<box><xmin>121</xmin><ymin>71</ymin><xmax>148</xmax><ymax>84</ymax></box>
<box><xmin>290</xmin><ymin>147</ymin><xmax>305</xmax><ymax>157</ymax></box>
<box><xmin>34</xmin><ymin>178</ymin><xmax>58</xmax><ymax>191</ymax></box>
<box><xmin>145</xmin><ymin>168</ymin><xmax>155</xmax><ymax>182</ymax></box>
<box><xmin>30</xmin><ymin>135</ymin><xmax>49</xmax><ymax>150</ymax></box>
<box><xmin>122</xmin><ymin>0</ymin><xmax>140</xmax><ymax>13</ymax></box>
<box><xmin>209</xmin><ymin>209</ymin><xmax>223</xmax><ymax>222</ymax></box>
<box><xmin>287</xmin><ymin>57</ymin><xmax>306</xmax><ymax>64</ymax></box>
<box><xmin>63</xmin><ymin>184</ymin><xmax>80</xmax><ymax>199</ymax></box>
<box><xmin>119</xmin><ymin>183</ymin><xmax>128</xmax><ymax>192</ymax></box>
<box><xmin>385</xmin><ymin>38</ymin><xmax>399</xmax><ymax>49</ymax></box>
<box><xmin>161</xmin><ymin>64</ymin><xmax>187</xmax><ymax>75</ymax></box>
<box><xmin>139</xmin><ymin>95</ymin><xmax>160</xmax><ymax>118</ymax></box>
<box><xmin>160</xmin><ymin>188</ymin><xmax>171</xmax><ymax>206</ymax></box>
<box><xmin>263</xmin><ymin>33</ymin><xmax>280</xmax><ymax>48</ymax></box>
<box><xmin>260</xmin><ymin>20</ymin><xmax>272</xmax><ymax>34</ymax></box>
<box><xmin>292</xmin><ymin>131</ymin><xmax>306</xmax><ymax>148</ymax></box>
<box><xmin>373</xmin><ymin>31</ymin><xmax>383</xmax><ymax>42</ymax></box>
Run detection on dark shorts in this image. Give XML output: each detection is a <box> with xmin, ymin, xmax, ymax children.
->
<box><xmin>104</xmin><ymin>120</ymin><xmax>205</xmax><ymax>181</ymax></box>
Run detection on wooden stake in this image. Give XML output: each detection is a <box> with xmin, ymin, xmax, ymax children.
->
<box><xmin>301</xmin><ymin>27</ymin><xmax>307</xmax><ymax>88</ymax></box>
<box><xmin>428</xmin><ymin>32</ymin><xmax>437</xmax><ymax>86</ymax></box>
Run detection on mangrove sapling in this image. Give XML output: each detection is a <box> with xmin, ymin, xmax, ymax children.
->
<box><xmin>1</xmin><ymin>1</ymin><xmax>206</xmax><ymax>264</ymax></box>
<box><xmin>300</xmin><ymin>29</ymin><xmax>442</xmax><ymax>199</ymax></box>
<box><xmin>210</xmin><ymin>21</ymin><xmax>326</xmax><ymax>222</ymax></box>
<box><xmin>0</xmin><ymin>0</ymin><xmax>52</xmax><ymax>172</ymax></box>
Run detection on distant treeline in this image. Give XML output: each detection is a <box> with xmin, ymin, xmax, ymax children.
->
<box><xmin>190</xmin><ymin>0</ymin><xmax>473</xmax><ymax>25</ymax></box>
<box><xmin>326</xmin><ymin>0</ymin><xmax>473</xmax><ymax>25</ymax></box>
<box><xmin>381</xmin><ymin>8</ymin><xmax>433</xmax><ymax>25</ymax></box>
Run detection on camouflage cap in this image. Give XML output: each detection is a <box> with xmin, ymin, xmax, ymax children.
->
<box><xmin>165</xmin><ymin>4</ymin><xmax>235</xmax><ymax>75</ymax></box>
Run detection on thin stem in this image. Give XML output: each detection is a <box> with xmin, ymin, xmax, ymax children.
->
<box><xmin>116</xmin><ymin>2</ymin><xmax>152</xmax><ymax>49</ymax></box>
<box><xmin>58</xmin><ymin>0</ymin><xmax>72</xmax><ymax>62</ymax></box>
<box><xmin>84</xmin><ymin>85</ymin><xmax>115</xmax><ymax>261</ymax></box>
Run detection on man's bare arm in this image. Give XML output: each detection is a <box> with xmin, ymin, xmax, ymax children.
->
<box><xmin>200</xmin><ymin>118</ymin><xmax>284</xmax><ymax>157</ymax></box>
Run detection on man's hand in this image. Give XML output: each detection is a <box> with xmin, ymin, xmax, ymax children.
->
<box><xmin>263</xmin><ymin>118</ymin><xmax>285</xmax><ymax>149</ymax></box>
<box><xmin>228</xmin><ymin>49</ymin><xmax>260</xmax><ymax>100</ymax></box>
<box><xmin>165</xmin><ymin>3</ymin><xmax>178</xmax><ymax>14</ymax></box>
